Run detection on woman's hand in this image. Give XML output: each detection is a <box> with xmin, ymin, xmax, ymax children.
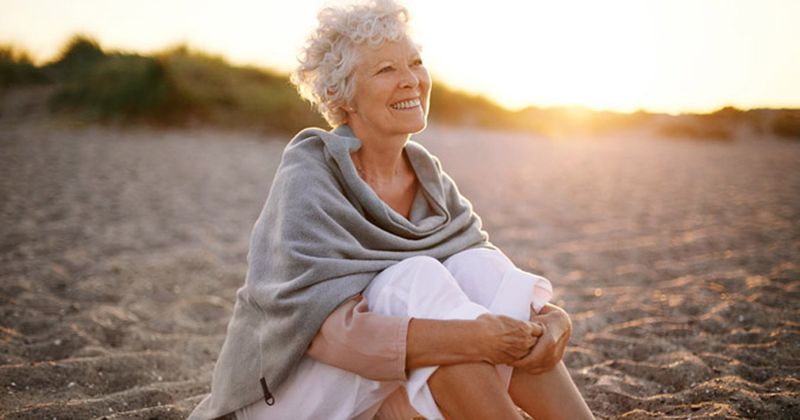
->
<box><xmin>511</xmin><ymin>303</ymin><xmax>572</xmax><ymax>374</ymax></box>
<box><xmin>473</xmin><ymin>314</ymin><xmax>544</xmax><ymax>365</ymax></box>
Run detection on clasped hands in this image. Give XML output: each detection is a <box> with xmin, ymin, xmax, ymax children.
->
<box><xmin>473</xmin><ymin>303</ymin><xmax>572</xmax><ymax>374</ymax></box>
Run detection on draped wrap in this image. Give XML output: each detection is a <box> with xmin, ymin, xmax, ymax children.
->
<box><xmin>190</xmin><ymin>125</ymin><xmax>493</xmax><ymax>419</ymax></box>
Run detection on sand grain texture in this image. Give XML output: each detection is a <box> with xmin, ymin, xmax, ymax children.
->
<box><xmin>1</xmin><ymin>107</ymin><xmax>799</xmax><ymax>419</ymax></box>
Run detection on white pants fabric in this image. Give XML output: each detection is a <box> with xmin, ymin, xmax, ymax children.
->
<box><xmin>236</xmin><ymin>248</ymin><xmax>553</xmax><ymax>420</ymax></box>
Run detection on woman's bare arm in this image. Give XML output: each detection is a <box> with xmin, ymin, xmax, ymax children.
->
<box><xmin>406</xmin><ymin>314</ymin><xmax>543</xmax><ymax>370</ymax></box>
<box><xmin>307</xmin><ymin>296</ymin><xmax>543</xmax><ymax>380</ymax></box>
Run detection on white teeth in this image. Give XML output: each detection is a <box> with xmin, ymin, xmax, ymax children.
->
<box><xmin>390</xmin><ymin>98</ymin><xmax>421</xmax><ymax>110</ymax></box>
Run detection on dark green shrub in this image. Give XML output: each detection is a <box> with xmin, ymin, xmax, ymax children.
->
<box><xmin>51</xmin><ymin>54</ymin><xmax>178</xmax><ymax>122</ymax></box>
<box><xmin>0</xmin><ymin>46</ymin><xmax>47</xmax><ymax>88</ymax></box>
<box><xmin>160</xmin><ymin>46</ymin><xmax>324</xmax><ymax>131</ymax></box>
<box><xmin>48</xmin><ymin>35</ymin><xmax>106</xmax><ymax>80</ymax></box>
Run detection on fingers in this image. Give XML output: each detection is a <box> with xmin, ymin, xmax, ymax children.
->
<box><xmin>478</xmin><ymin>314</ymin><xmax>539</xmax><ymax>365</ymax></box>
<box><xmin>501</xmin><ymin>332</ymin><xmax>536</xmax><ymax>358</ymax></box>
<box><xmin>513</xmin><ymin>333</ymin><xmax>548</xmax><ymax>366</ymax></box>
<box><xmin>537</xmin><ymin>306</ymin><xmax>573</xmax><ymax>335</ymax></box>
<box><xmin>534</xmin><ymin>311</ymin><xmax>571</xmax><ymax>347</ymax></box>
<box><xmin>530</xmin><ymin>310</ymin><xmax>556</xmax><ymax>323</ymax></box>
<box><xmin>502</xmin><ymin>316</ymin><xmax>538</xmax><ymax>343</ymax></box>
<box><xmin>480</xmin><ymin>312</ymin><xmax>568</xmax><ymax>369</ymax></box>
<box><xmin>503</xmin><ymin>347</ymin><xmax>529</xmax><ymax>362</ymax></box>
<box><xmin>537</xmin><ymin>303</ymin><xmax>557</xmax><ymax>314</ymax></box>
<box><xmin>496</xmin><ymin>318</ymin><xmax>539</xmax><ymax>363</ymax></box>
<box><xmin>528</xmin><ymin>321</ymin><xmax>544</xmax><ymax>337</ymax></box>
<box><xmin>509</xmin><ymin>336</ymin><xmax>539</xmax><ymax>358</ymax></box>
<box><xmin>509</xmin><ymin>317</ymin><xmax>544</xmax><ymax>341</ymax></box>
<box><xmin>511</xmin><ymin>338</ymin><xmax>550</xmax><ymax>374</ymax></box>
<box><xmin>511</xmin><ymin>325</ymin><xmax>563</xmax><ymax>373</ymax></box>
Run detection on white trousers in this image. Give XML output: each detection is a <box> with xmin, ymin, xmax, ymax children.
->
<box><xmin>236</xmin><ymin>248</ymin><xmax>553</xmax><ymax>420</ymax></box>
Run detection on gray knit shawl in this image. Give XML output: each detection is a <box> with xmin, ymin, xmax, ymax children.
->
<box><xmin>190</xmin><ymin>125</ymin><xmax>493</xmax><ymax>419</ymax></box>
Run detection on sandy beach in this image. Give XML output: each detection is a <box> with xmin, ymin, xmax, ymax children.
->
<box><xmin>1</xmin><ymin>102</ymin><xmax>798</xmax><ymax>418</ymax></box>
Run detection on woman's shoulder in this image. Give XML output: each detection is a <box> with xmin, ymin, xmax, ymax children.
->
<box><xmin>270</xmin><ymin>127</ymin><xmax>343</xmax><ymax>194</ymax></box>
<box><xmin>274</xmin><ymin>127</ymin><xmax>341</xmax><ymax>182</ymax></box>
<box><xmin>281</xmin><ymin>127</ymin><xmax>330</xmax><ymax>166</ymax></box>
<box><xmin>281</xmin><ymin>126</ymin><xmax>357</xmax><ymax>163</ymax></box>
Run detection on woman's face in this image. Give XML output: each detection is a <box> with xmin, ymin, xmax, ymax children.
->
<box><xmin>346</xmin><ymin>36</ymin><xmax>431</xmax><ymax>137</ymax></box>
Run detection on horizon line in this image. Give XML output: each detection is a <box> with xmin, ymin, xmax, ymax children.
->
<box><xmin>3</xmin><ymin>33</ymin><xmax>799</xmax><ymax>117</ymax></box>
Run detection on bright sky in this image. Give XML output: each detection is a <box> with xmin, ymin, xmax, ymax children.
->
<box><xmin>1</xmin><ymin>0</ymin><xmax>798</xmax><ymax>114</ymax></box>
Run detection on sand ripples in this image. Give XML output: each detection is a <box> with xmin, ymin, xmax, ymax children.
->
<box><xmin>1</xmin><ymin>120</ymin><xmax>798</xmax><ymax>418</ymax></box>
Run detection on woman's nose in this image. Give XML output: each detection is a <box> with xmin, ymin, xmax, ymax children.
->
<box><xmin>399</xmin><ymin>67</ymin><xmax>419</xmax><ymax>89</ymax></box>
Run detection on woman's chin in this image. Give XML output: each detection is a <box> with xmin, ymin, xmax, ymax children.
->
<box><xmin>395</xmin><ymin>112</ymin><xmax>427</xmax><ymax>134</ymax></box>
<box><xmin>412</xmin><ymin>119</ymin><xmax>428</xmax><ymax>134</ymax></box>
<box><xmin>397</xmin><ymin>120</ymin><xmax>426</xmax><ymax>135</ymax></box>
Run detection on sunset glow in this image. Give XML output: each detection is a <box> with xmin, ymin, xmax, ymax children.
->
<box><xmin>1</xmin><ymin>0</ymin><xmax>798</xmax><ymax>114</ymax></box>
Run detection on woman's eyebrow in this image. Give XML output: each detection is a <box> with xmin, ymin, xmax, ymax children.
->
<box><xmin>368</xmin><ymin>59</ymin><xmax>395</xmax><ymax>73</ymax></box>
<box><xmin>372</xmin><ymin>59</ymin><xmax>394</xmax><ymax>68</ymax></box>
<box><xmin>367</xmin><ymin>54</ymin><xmax>420</xmax><ymax>72</ymax></box>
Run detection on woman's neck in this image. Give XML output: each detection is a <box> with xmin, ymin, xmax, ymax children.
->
<box><xmin>349</xmin><ymin>127</ymin><xmax>411</xmax><ymax>185</ymax></box>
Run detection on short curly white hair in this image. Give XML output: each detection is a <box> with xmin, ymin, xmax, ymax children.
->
<box><xmin>290</xmin><ymin>0</ymin><xmax>412</xmax><ymax>127</ymax></box>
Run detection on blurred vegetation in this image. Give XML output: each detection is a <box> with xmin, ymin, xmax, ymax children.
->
<box><xmin>0</xmin><ymin>45</ymin><xmax>48</xmax><ymax>89</ymax></box>
<box><xmin>2</xmin><ymin>34</ymin><xmax>799</xmax><ymax>140</ymax></box>
<box><xmin>656</xmin><ymin>115</ymin><xmax>735</xmax><ymax>141</ymax></box>
<box><xmin>49</xmin><ymin>35</ymin><xmax>106</xmax><ymax>78</ymax></box>
<box><xmin>0</xmin><ymin>35</ymin><xmax>325</xmax><ymax>131</ymax></box>
<box><xmin>49</xmin><ymin>36</ymin><xmax>177</xmax><ymax>122</ymax></box>
<box><xmin>160</xmin><ymin>45</ymin><xmax>324</xmax><ymax>131</ymax></box>
<box><xmin>769</xmin><ymin>111</ymin><xmax>800</xmax><ymax>139</ymax></box>
<box><xmin>38</xmin><ymin>35</ymin><xmax>325</xmax><ymax>129</ymax></box>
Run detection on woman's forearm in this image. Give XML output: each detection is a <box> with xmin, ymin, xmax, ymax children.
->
<box><xmin>405</xmin><ymin>318</ymin><xmax>485</xmax><ymax>369</ymax></box>
<box><xmin>406</xmin><ymin>315</ymin><xmax>540</xmax><ymax>370</ymax></box>
<box><xmin>307</xmin><ymin>298</ymin><xmax>540</xmax><ymax>379</ymax></box>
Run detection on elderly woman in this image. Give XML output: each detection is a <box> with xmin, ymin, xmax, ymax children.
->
<box><xmin>190</xmin><ymin>1</ymin><xmax>593</xmax><ymax>419</ymax></box>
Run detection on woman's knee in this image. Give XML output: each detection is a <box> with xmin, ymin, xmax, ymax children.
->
<box><xmin>444</xmin><ymin>247</ymin><xmax>514</xmax><ymax>275</ymax></box>
<box><xmin>402</xmin><ymin>255</ymin><xmax>447</xmax><ymax>272</ymax></box>
<box><xmin>407</xmin><ymin>256</ymin><xmax>472</xmax><ymax>293</ymax></box>
<box><xmin>442</xmin><ymin>248</ymin><xmax>515</xmax><ymax>306</ymax></box>
<box><xmin>365</xmin><ymin>255</ymin><xmax>467</xmax><ymax>316</ymax></box>
<box><xmin>380</xmin><ymin>255</ymin><xmax>455</xmax><ymax>288</ymax></box>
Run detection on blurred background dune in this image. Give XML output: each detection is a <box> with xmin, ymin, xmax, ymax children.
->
<box><xmin>2</xmin><ymin>34</ymin><xmax>799</xmax><ymax>140</ymax></box>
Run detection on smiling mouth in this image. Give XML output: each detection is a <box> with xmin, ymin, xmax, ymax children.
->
<box><xmin>390</xmin><ymin>98</ymin><xmax>421</xmax><ymax>110</ymax></box>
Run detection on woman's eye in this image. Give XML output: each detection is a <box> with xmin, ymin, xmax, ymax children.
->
<box><xmin>377</xmin><ymin>66</ymin><xmax>393</xmax><ymax>74</ymax></box>
<box><xmin>412</xmin><ymin>59</ymin><xmax>423</xmax><ymax>67</ymax></box>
